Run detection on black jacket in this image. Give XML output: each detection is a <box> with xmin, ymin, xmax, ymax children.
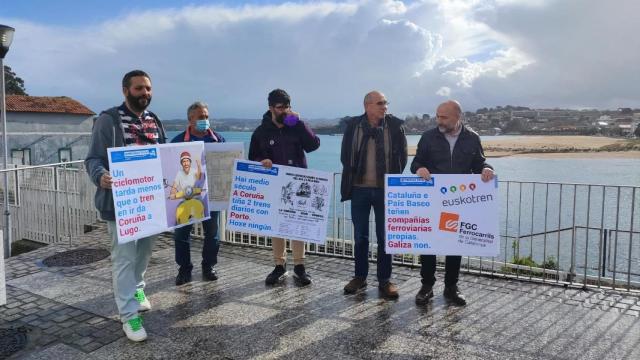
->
<box><xmin>340</xmin><ymin>114</ymin><xmax>408</xmax><ymax>201</ymax></box>
<box><xmin>410</xmin><ymin>124</ymin><xmax>491</xmax><ymax>175</ymax></box>
<box><xmin>248</xmin><ymin>111</ymin><xmax>320</xmax><ymax>168</ymax></box>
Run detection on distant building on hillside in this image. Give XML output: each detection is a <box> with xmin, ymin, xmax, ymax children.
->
<box><xmin>2</xmin><ymin>95</ymin><xmax>95</xmax><ymax>165</ymax></box>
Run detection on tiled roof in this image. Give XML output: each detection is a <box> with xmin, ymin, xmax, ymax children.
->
<box><xmin>6</xmin><ymin>95</ymin><xmax>95</xmax><ymax>116</ymax></box>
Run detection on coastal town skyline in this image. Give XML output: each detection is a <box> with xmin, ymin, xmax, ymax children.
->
<box><xmin>2</xmin><ymin>0</ymin><xmax>639</xmax><ymax>119</ymax></box>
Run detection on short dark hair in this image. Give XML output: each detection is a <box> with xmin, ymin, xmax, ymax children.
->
<box><xmin>122</xmin><ymin>70</ymin><xmax>150</xmax><ymax>89</ymax></box>
<box><xmin>268</xmin><ymin>89</ymin><xmax>291</xmax><ymax>107</ymax></box>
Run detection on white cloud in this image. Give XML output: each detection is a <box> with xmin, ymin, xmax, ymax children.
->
<box><xmin>1</xmin><ymin>0</ymin><xmax>638</xmax><ymax>118</ymax></box>
<box><xmin>436</xmin><ymin>86</ymin><xmax>450</xmax><ymax>97</ymax></box>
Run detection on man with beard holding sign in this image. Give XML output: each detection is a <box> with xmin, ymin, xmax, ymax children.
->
<box><xmin>411</xmin><ymin>100</ymin><xmax>494</xmax><ymax>306</ymax></box>
<box><xmin>85</xmin><ymin>70</ymin><xmax>166</xmax><ymax>341</ymax></box>
<box><xmin>248</xmin><ymin>89</ymin><xmax>320</xmax><ymax>286</ymax></box>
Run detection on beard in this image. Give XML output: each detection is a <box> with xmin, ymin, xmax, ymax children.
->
<box><xmin>126</xmin><ymin>93</ymin><xmax>152</xmax><ymax>113</ymax></box>
<box><xmin>275</xmin><ymin>112</ymin><xmax>285</xmax><ymax>124</ymax></box>
<box><xmin>438</xmin><ymin>121</ymin><xmax>460</xmax><ymax>134</ymax></box>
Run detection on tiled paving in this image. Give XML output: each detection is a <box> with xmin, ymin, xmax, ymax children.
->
<box><xmin>1</xmin><ymin>222</ymin><xmax>639</xmax><ymax>359</ymax></box>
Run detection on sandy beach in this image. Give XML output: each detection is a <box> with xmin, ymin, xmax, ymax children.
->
<box><xmin>508</xmin><ymin>151</ymin><xmax>640</xmax><ymax>159</ymax></box>
<box><xmin>408</xmin><ymin>136</ymin><xmax>640</xmax><ymax>158</ymax></box>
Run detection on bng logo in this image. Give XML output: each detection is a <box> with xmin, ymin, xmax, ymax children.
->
<box><xmin>439</xmin><ymin>212</ymin><xmax>459</xmax><ymax>232</ymax></box>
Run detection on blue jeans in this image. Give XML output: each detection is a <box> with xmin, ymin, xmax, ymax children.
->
<box><xmin>174</xmin><ymin>211</ymin><xmax>220</xmax><ymax>272</ymax></box>
<box><xmin>350</xmin><ymin>187</ymin><xmax>391</xmax><ymax>283</ymax></box>
<box><xmin>107</xmin><ymin>221</ymin><xmax>155</xmax><ymax>322</ymax></box>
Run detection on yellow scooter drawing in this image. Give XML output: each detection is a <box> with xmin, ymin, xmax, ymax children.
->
<box><xmin>166</xmin><ymin>151</ymin><xmax>205</xmax><ymax>225</ymax></box>
<box><xmin>173</xmin><ymin>186</ymin><xmax>204</xmax><ymax>225</ymax></box>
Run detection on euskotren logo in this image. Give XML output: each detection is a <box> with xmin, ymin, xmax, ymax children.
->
<box><xmin>439</xmin><ymin>212</ymin><xmax>459</xmax><ymax>232</ymax></box>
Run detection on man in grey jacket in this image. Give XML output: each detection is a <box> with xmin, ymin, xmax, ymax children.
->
<box><xmin>85</xmin><ymin>70</ymin><xmax>166</xmax><ymax>342</ymax></box>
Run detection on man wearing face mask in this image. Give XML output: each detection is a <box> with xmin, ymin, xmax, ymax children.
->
<box><xmin>85</xmin><ymin>70</ymin><xmax>166</xmax><ymax>342</ymax></box>
<box><xmin>248</xmin><ymin>89</ymin><xmax>320</xmax><ymax>286</ymax></box>
<box><xmin>171</xmin><ymin>101</ymin><xmax>226</xmax><ymax>286</ymax></box>
<box><xmin>411</xmin><ymin>100</ymin><xmax>494</xmax><ymax>306</ymax></box>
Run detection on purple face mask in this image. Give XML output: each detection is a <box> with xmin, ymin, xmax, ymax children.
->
<box><xmin>284</xmin><ymin>114</ymin><xmax>299</xmax><ymax>127</ymax></box>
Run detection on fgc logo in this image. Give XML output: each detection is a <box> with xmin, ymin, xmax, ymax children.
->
<box><xmin>438</xmin><ymin>212</ymin><xmax>460</xmax><ymax>232</ymax></box>
<box><xmin>440</xmin><ymin>182</ymin><xmax>476</xmax><ymax>195</ymax></box>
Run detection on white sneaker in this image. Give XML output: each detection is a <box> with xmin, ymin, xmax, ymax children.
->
<box><xmin>135</xmin><ymin>289</ymin><xmax>151</xmax><ymax>312</ymax></box>
<box><xmin>123</xmin><ymin>316</ymin><xmax>147</xmax><ymax>342</ymax></box>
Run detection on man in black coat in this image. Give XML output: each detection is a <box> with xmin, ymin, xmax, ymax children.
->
<box><xmin>340</xmin><ymin>91</ymin><xmax>408</xmax><ymax>299</ymax></box>
<box><xmin>411</xmin><ymin>100</ymin><xmax>495</xmax><ymax>306</ymax></box>
<box><xmin>248</xmin><ymin>89</ymin><xmax>320</xmax><ymax>286</ymax></box>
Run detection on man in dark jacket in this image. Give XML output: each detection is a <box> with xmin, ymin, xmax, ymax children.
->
<box><xmin>248</xmin><ymin>89</ymin><xmax>320</xmax><ymax>286</ymax></box>
<box><xmin>340</xmin><ymin>91</ymin><xmax>408</xmax><ymax>299</ymax></box>
<box><xmin>411</xmin><ymin>100</ymin><xmax>495</xmax><ymax>306</ymax></box>
<box><xmin>85</xmin><ymin>70</ymin><xmax>166</xmax><ymax>342</ymax></box>
<box><xmin>171</xmin><ymin>101</ymin><xmax>226</xmax><ymax>286</ymax></box>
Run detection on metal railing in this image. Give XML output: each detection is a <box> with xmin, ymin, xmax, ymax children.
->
<box><xmin>225</xmin><ymin>176</ymin><xmax>640</xmax><ymax>292</ymax></box>
<box><xmin>0</xmin><ymin>161</ymin><xmax>98</xmax><ymax>251</ymax></box>
<box><xmin>1</xmin><ymin>162</ymin><xmax>638</xmax><ymax>292</ymax></box>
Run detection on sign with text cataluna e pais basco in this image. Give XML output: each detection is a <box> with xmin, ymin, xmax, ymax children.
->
<box><xmin>226</xmin><ymin>160</ymin><xmax>332</xmax><ymax>244</ymax></box>
<box><xmin>385</xmin><ymin>174</ymin><xmax>499</xmax><ymax>256</ymax></box>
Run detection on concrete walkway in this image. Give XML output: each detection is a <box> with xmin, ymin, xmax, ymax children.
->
<box><xmin>1</xmin><ymin>222</ymin><xmax>639</xmax><ymax>359</ymax></box>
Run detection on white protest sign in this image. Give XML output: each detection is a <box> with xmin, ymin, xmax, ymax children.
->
<box><xmin>385</xmin><ymin>174</ymin><xmax>499</xmax><ymax>256</ymax></box>
<box><xmin>204</xmin><ymin>142</ymin><xmax>244</xmax><ymax>211</ymax></box>
<box><xmin>108</xmin><ymin>142</ymin><xmax>209</xmax><ymax>244</ymax></box>
<box><xmin>227</xmin><ymin>160</ymin><xmax>332</xmax><ymax>244</ymax></box>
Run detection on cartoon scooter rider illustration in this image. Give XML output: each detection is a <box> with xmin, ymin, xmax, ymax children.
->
<box><xmin>168</xmin><ymin>151</ymin><xmax>205</xmax><ymax>224</ymax></box>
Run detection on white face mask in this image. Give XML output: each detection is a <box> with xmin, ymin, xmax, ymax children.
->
<box><xmin>195</xmin><ymin>119</ymin><xmax>210</xmax><ymax>132</ymax></box>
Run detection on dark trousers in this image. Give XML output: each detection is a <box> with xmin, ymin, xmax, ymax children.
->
<box><xmin>174</xmin><ymin>211</ymin><xmax>220</xmax><ymax>272</ymax></box>
<box><xmin>420</xmin><ymin>255</ymin><xmax>461</xmax><ymax>287</ymax></box>
<box><xmin>350</xmin><ymin>187</ymin><xmax>392</xmax><ymax>283</ymax></box>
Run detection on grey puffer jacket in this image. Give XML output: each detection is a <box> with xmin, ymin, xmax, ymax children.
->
<box><xmin>84</xmin><ymin>106</ymin><xmax>166</xmax><ymax>221</ymax></box>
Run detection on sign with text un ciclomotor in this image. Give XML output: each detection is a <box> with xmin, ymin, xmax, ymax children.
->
<box><xmin>108</xmin><ymin>142</ymin><xmax>210</xmax><ymax>244</ymax></box>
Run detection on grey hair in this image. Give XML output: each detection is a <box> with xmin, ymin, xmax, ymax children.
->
<box><xmin>363</xmin><ymin>91</ymin><xmax>382</xmax><ymax>105</ymax></box>
<box><xmin>187</xmin><ymin>101</ymin><xmax>208</xmax><ymax>119</ymax></box>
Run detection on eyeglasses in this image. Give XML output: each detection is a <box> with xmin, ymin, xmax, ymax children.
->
<box><xmin>273</xmin><ymin>104</ymin><xmax>291</xmax><ymax>110</ymax></box>
<box><xmin>373</xmin><ymin>101</ymin><xmax>389</xmax><ymax>106</ymax></box>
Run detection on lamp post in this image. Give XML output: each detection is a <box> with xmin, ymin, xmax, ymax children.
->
<box><xmin>1</xmin><ymin>25</ymin><xmax>15</xmax><ymax>259</ymax></box>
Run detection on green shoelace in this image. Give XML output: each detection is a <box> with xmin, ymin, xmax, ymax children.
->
<box><xmin>128</xmin><ymin>317</ymin><xmax>143</xmax><ymax>331</ymax></box>
<box><xmin>134</xmin><ymin>289</ymin><xmax>146</xmax><ymax>303</ymax></box>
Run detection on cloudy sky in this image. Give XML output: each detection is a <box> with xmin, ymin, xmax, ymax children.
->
<box><xmin>2</xmin><ymin>0</ymin><xmax>639</xmax><ymax>119</ymax></box>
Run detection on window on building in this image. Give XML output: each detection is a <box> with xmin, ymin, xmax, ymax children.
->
<box><xmin>59</xmin><ymin>148</ymin><xmax>72</xmax><ymax>163</ymax></box>
<box><xmin>10</xmin><ymin>148</ymin><xmax>31</xmax><ymax>165</ymax></box>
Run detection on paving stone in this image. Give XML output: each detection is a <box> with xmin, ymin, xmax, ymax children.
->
<box><xmin>21</xmin><ymin>302</ymin><xmax>38</xmax><ymax>310</ymax></box>
<box><xmin>52</xmin><ymin>315</ymin><xmax>72</xmax><ymax>323</ymax></box>
<box><xmin>625</xmin><ymin>310</ymin><xmax>639</xmax><ymax>317</ymax></box>
<box><xmin>20</xmin><ymin>315</ymin><xmax>39</xmax><ymax>323</ymax></box>
<box><xmin>81</xmin><ymin>341</ymin><xmax>104</xmax><ymax>353</ymax></box>
<box><xmin>3</xmin><ymin>307</ymin><xmax>21</xmax><ymax>316</ymax></box>
<box><xmin>43</xmin><ymin>325</ymin><xmax>62</xmax><ymax>335</ymax></box>
<box><xmin>72</xmin><ymin>336</ymin><xmax>94</xmax><ymax>347</ymax></box>
<box><xmin>23</xmin><ymin>308</ymin><xmax>40</xmax><ymax>316</ymax></box>
<box><xmin>86</xmin><ymin>317</ymin><xmax>105</xmax><ymax>325</ymax></box>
